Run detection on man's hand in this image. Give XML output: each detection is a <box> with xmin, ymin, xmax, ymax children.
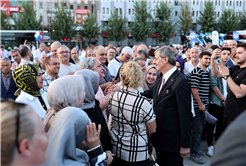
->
<box><xmin>211</xmin><ymin>49</ymin><xmax>221</xmax><ymax>60</ymax></box>
<box><xmin>218</xmin><ymin>63</ymin><xmax>229</xmax><ymax>77</ymax></box>
<box><xmin>180</xmin><ymin>147</ymin><xmax>190</xmax><ymax>158</ymax></box>
<box><xmin>222</xmin><ymin>101</ymin><xmax>225</xmax><ymax>107</ymax></box>
<box><xmin>105</xmin><ymin>150</ymin><xmax>114</xmax><ymax>165</ymax></box>
<box><xmin>67</xmin><ymin>72</ymin><xmax>75</xmax><ymax>75</ymax></box>
<box><xmin>199</xmin><ymin>104</ymin><xmax>205</xmax><ymax>113</ymax></box>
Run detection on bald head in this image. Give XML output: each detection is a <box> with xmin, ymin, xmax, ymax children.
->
<box><xmin>137</xmin><ymin>44</ymin><xmax>148</xmax><ymax>52</ymax></box>
<box><xmin>132</xmin><ymin>45</ymin><xmax>138</xmax><ymax>58</ymax></box>
<box><xmin>51</xmin><ymin>41</ymin><xmax>62</xmax><ymax>56</ymax></box>
<box><xmin>229</xmin><ymin>40</ymin><xmax>237</xmax><ymax>52</ymax></box>
<box><xmin>41</xmin><ymin>54</ymin><xmax>47</xmax><ymax>64</ymax></box>
<box><xmin>39</xmin><ymin>43</ymin><xmax>46</xmax><ymax>52</ymax></box>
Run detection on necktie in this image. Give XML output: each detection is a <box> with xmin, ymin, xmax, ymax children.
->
<box><xmin>158</xmin><ymin>77</ymin><xmax>165</xmax><ymax>95</ymax></box>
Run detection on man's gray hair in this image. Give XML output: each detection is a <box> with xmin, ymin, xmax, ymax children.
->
<box><xmin>137</xmin><ymin>50</ymin><xmax>148</xmax><ymax>58</ymax></box>
<box><xmin>0</xmin><ymin>57</ymin><xmax>11</xmax><ymax>64</ymax></box>
<box><xmin>121</xmin><ymin>46</ymin><xmax>133</xmax><ymax>57</ymax></box>
<box><xmin>57</xmin><ymin>45</ymin><xmax>70</xmax><ymax>53</ymax></box>
<box><xmin>155</xmin><ymin>46</ymin><xmax>176</xmax><ymax>66</ymax></box>
<box><xmin>134</xmin><ymin>57</ymin><xmax>145</xmax><ymax>63</ymax></box>
<box><xmin>190</xmin><ymin>47</ymin><xmax>201</xmax><ymax>54</ymax></box>
<box><xmin>77</xmin><ymin>57</ymin><xmax>97</xmax><ymax>71</ymax></box>
<box><xmin>93</xmin><ymin>45</ymin><xmax>104</xmax><ymax>56</ymax></box>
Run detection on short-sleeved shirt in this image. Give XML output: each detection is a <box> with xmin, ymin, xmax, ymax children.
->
<box><xmin>225</xmin><ymin>65</ymin><xmax>246</xmax><ymax>120</ymax></box>
<box><xmin>108</xmin><ymin>86</ymin><xmax>156</xmax><ymax>162</ymax></box>
<box><xmin>189</xmin><ymin>66</ymin><xmax>210</xmax><ymax>108</ymax></box>
<box><xmin>108</xmin><ymin>58</ymin><xmax>122</xmax><ymax>78</ymax></box>
<box><xmin>34</xmin><ymin>50</ymin><xmax>45</xmax><ymax>63</ymax></box>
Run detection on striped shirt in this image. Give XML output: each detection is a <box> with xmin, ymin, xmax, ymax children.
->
<box><xmin>189</xmin><ymin>67</ymin><xmax>210</xmax><ymax>108</ymax></box>
<box><xmin>108</xmin><ymin>86</ymin><xmax>156</xmax><ymax>162</ymax></box>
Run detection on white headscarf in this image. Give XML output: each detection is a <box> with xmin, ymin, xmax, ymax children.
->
<box><xmin>42</xmin><ymin>107</ymin><xmax>91</xmax><ymax>166</ymax></box>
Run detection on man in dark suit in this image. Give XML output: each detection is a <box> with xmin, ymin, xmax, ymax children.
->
<box><xmin>141</xmin><ymin>46</ymin><xmax>192</xmax><ymax>166</ymax></box>
<box><xmin>1</xmin><ymin>57</ymin><xmax>18</xmax><ymax>99</ymax></box>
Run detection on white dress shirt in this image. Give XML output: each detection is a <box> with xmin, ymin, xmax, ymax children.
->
<box><xmin>15</xmin><ymin>89</ymin><xmax>49</xmax><ymax>120</ymax></box>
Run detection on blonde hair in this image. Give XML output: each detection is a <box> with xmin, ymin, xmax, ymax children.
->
<box><xmin>1</xmin><ymin>100</ymin><xmax>36</xmax><ymax>165</ymax></box>
<box><xmin>120</xmin><ymin>61</ymin><xmax>143</xmax><ymax>89</ymax></box>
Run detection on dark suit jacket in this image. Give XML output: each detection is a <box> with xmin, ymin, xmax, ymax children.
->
<box><xmin>141</xmin><ymin>69</ymin><xmax>192</xmax><ymax>153</ymax></box>
<box><xmin>1</xmin><ymin>70</ymin><xmax>18</xmax><ymax>100</ymax></box>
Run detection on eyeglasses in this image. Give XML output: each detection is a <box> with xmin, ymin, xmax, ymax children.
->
<box><xmin>58</xmin><ymin>51</ymin><xmax>69</xmax><ymax>54</ymax></box>
<box><xmin>124</xmin><ymin>54</ymin><xmax>131</xmax><ymax>60</ymax></box>
<box><xmin>16</xmin><ymin>103</ymin><xmax>21</xmax><ymax>153</ymax></box>
<box><xmin>100</xmin><ymin>53</ymin><xmax>107</xmax><ymax>56</ymax></box>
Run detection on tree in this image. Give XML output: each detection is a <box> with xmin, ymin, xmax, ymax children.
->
<box><xmin>218</xmin><ymin>9</ymin><xmax>240</xmax><ymax>34</ymax></box>
<box><xmin>131</xmin><ymin>1</ymin><xmax>152</xmax><ymax>43</ymax></box>
<box><xmin>51</xmin><ymin>7</ymin><xmax>76</xmax><ymax>40</ymax></box>
<box><xmin>1</xmin><ymin>11</ymin><xmax>10</xmax><ymax>30</ymax></box>
<box><xmin>104</xmin><ymin>8</ymin><xmax>128</xmax><ymax>46</ymax></box>
<box><xmin>81</xmin><ymin>12</ymin><xmax>100</xmax><ymax>45</ymax></box>
<box><xmin>177</xmin><ymin>2</ymin><xmax>194</xmax><ymax>34</ymax></box>
<box><xmin>13</xmin><ymin>1</ymin><xmax>42</xmax><ymax>30</ymax></box>
<box><xmin>239</xmin><ymin>10</ymin><xmax>246</xmax><ymax>30</ymax></box>
<box><xmin>154</xmin><ymin>1</ymin><xmax>175</xmax><ymax>44</ymax></box>
<box><xmin>197</xmin><ymin>1</ymin><xmax>217</xmax><ymax>32</ymax></box>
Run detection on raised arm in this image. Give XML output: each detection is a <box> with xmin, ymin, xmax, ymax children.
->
<box><xmin>211</xmin><ymin>49</ymin><xmax>223</xmax><ymax>78</ymax></box>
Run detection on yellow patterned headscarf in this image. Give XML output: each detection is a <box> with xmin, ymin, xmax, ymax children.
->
<box><xmin>12</xmin><ymin>63</ymin><xmax>42</xmax><ymax>96</ymax></box>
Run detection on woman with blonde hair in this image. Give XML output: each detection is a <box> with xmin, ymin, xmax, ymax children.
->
<box><xmin>108</xmin><ymin>61</ymin><xmax>157</xmax><ymax>166</ymax></box>
<box><xmin>1</xmin><ymin>100</ymin><xmax>48</xmax><ymax>166</ymax></box>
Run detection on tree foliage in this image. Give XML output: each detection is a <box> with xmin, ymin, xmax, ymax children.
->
<box><xmin>105</xmin><ymin>8</ymin><xmax>128</xmax><ymax>45</ymax></box>
<box><xmin>239</xmin><ymin>10</ymin><xmax>246</xmax><ymax>30</ymax></box>
<box><xmin>13</xmin><ymin>1</ymin><xmax>42</xmax><ymax>30</ymax></box>
<box><xmin>218</xmin><ymin>9</ymin><xmax>240</xmax><ymax>34</ymax></box>
<box><xmin>177</xmin><ymin>2</ymin><xmax>194</xmax><ymax>34</ymax></box>
<box><xmin>154</xmin><ymin>1</ymin><xmax>175</xmax><ymax>44</ymax></box>
<box><xmin>197</xmin><ymin>1</ymin><xmax>217</xmax><ymax>32</ymax></box>
<box><xmin>51</xmin><ymin>7</ymin><xmax>76</xmax><ymax>40</ymax></box>
<box><xmin>81</xmin><ymin>12</ymin><xmax>100</xmax><ymax>45</ymax></box>
<box><xmin>131</xmin><ymin>1</ymin><xmax>152</xmax><ymax>42</ymax></box>
<box><xmin>1</xmin><ymin>11</ymin><xmax>10</xmax><ymax>30</ymax></box>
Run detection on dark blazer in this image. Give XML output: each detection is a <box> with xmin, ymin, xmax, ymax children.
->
<box><xmin>1</xmin><ymin>70</ymin><xmax>18</xmax><ymax>100</ymax></box>
<box><xmin>141</xmin><ymin>69</ymin><xmax>192</xmax><ymax>153</ymax></box>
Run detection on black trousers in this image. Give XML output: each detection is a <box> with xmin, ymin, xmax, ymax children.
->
<box><xmin>111</xmin><ymin>156</ymin><xmax>150</xmax><ymax>166</ymax></box>
<box><xmin>206</xmin><ymin>104</ymin><xmax>224</xmax><ymax>146</ymax></box>
<box><xmin>156</xmin><ymin>150</ymin><xmax>183</xmax><ymax>166</ymax></box>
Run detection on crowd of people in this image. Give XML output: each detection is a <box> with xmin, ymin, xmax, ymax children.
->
<box><xmin>1</xmin><ymin>40</ymin><xmax>246</xmax><ymax>166</ymax></box>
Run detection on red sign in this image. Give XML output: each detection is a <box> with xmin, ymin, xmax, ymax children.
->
<box><xmin>0</xmin><ymin>1</ymin><xmax>10</xmax><ymax>16</ymax></box>
<box><xmin>76</xmin><ymin>9</ymin><xmax>90</xmax><ymax>15</ymax></box>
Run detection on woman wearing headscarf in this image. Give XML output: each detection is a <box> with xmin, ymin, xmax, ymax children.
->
<box><xmin>176</xmin><ymin>56</ymin><xmax>185</xmax><ymax>74</ymax></box>
<box><xmin>142</xmin><ymin>65</ymin><xmax>158</xmax><ymax>91</ymax></box>
<box><xmin>74</xmin><ymin>69</ymin><xmax>114</xmax><ymax>165</ymax></box>
<box><xmin>12</xmin><ymin>63</ymin><xmax>49</xmax><ymax>120</ymax></box>
<box><xmin>43</xmin><ymin>75</ymin><xmax>85</xmax><ymax>132</ymax></box>
<box><xmin>42</xmin><ymin>107</ymin><xmax>107</xmax><ymax>166</ymax></box>
<box><xmin>109</xmin><ymin>61</ymin><xmax>156</xmax><ymax>166</ymax></box>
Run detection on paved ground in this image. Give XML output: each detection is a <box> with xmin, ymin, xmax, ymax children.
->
<box><xmin>184</xmin><ymin>140</ymin><xmax>211</xmax><ymax>166</ymax></box>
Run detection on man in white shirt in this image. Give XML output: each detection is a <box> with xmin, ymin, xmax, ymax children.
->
<box><xmin>108</xmin><ymin>46</ymin><xmax>133</xmax><ymax>79</ymax></box>
<box><xmin>57</xmin><ymin>45</ymin><xmax>77</xmax><ymax>76</ymax></box>
<box><xmin>1</xmin><ymin>45</ymin><xmax>9</xmax><ymax>58</ymax></box>
<box><xmin>184</xmin><ymin>47</ymin><xmax>200</xmax><ymax>76</ymax></box>
<box><xmin>19</xmin><ymin>46</ymin><xmax>34</xmax><ymax>66</ymax></box>
<box><xmin>34</xmin><ymin>43</ymin><xmax>46</xmax><ymax>63</ymax></box>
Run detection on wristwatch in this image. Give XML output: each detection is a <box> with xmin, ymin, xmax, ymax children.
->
<box><xmin>221</xmin><ymin>98</ymin><xmax>226</xmax><ymax>102</ymax></box>
<box><xmin>224</xmin><ymin>75</ymin><xmax>230</xmax><ymax>80</ymax></box>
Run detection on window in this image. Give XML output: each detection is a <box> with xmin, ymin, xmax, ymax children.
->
<box><xmin>230</xmin><ymin>1</ymin><xmax>232</xmax><ymax>6</ymax></box>
<box><xmin>55</xmin><ymin>1</ymin><xmax>58</xmax><ymax>8</ymax></box>
<box><xmin>70</xmin><ymin>2</ymin><xmax>73</xmax><ymax>9</ymax></box>
<box><xmin>153</xmin><ymin>0</ymin><xmax>155</xmax><ymax>3</ymax></box>
<box><xmin>193</xmin><ymin>11</ymin><xmax>195</xmax><ymax>16</ymax></box>
<box><xmin>120</xmin><ymin>8</ymin><xmax>122</xmax><ymax>15</ymax></box>
<box><xmin>62</xmin><ymin>1</ymin><xmax>66</xmax><ymax>7</ymax></box>
<box><xmin>77</xmin><ymin>3</ymin><xmax>81</xmax><ymax>9</ymax></box>
<box><xmin>107</xmin><ymin>8</ymin><xmax>109</xmax><ymax>14</ymax></box>
<box><xmin>196</xmin><ymin>11</ymin><xmax>198</xmax><ymax>16</ymax></box>
<box><xmin>84</xmin><ymin>4</ymin><xmax>88</xmax><ymax>9</ymax></box>
<box><xmin>39</xmin><ymin>2</ymin><xmax>43</xmax><ymax>8</ymax></box>
<box><xmin>175</xmin><ymin>0</ymin><xmax>178</xmax><ymax>5</ymax></box>
<box><xmin>240</xmin><ymin>1</ymin><xmax>241</xmax><ymax>6</ymax></box>
<box><xmin>197</xmin><ymin>0</ymin><xmax>199</xmax><ymax>5</ymax></box>
<box><xmin>132</xmin><ymin>0</ymin><xmax>134</xmax><ymax>2</ymax></box>
<box><xmin>129</xmin><ymin>9</ymin><xmax>131</xmax><ymax>15</ymax></box>
<box><xmin>116</xmin><ymin>8</ymin><xmax>118</xmax><ymax>14</ymax></box>
<box><xmin>215</xmin><ymin>0</ymin><xmax>217</xmax><ymax>5</ymax></box>
<box><xmin>218</xmin><ymin>12</ymin><xmax>220</xmax><ymax>17</ymax></box>
<box><xmin>48</xmin><ymin>16</ymin><xmax>51</xmax><ymax>25</ymax></box>
<box><xmin>47</xmin><ymin>2</ymin><xmax>51</xmax><ymax>9</ymax></box>
<box><xmin>103</xmin><ymin>8</ymin><xmax>105</xmax><ymax>14</ymax></box>
<box><xmin>132</xmin><ymin>9</ymin><xmax>134</xmax><ymax>14</ymax></box>
<box><xmin>237</xmin><ymin>1</ymin><xmax>238</xmax><ymax>6</ymax></box>
<box><xmin>175</xmin><ymin>11</ymin><xmax>177</xmax><ymax>16</ymax></box>
<box><xmin>193</xmin><ymin>0</ymin><xmax>195</xmax><ymax>4</ymax></box>
<box><xmin>157</xmin><ymin>0</ymin><xmax>159</xmax><ymax>3</ymax></box>
<box><xmin>236</xmin><ymin>12</ymin><xmax>238</xmax><ymax>16</ymax></box>
<box><xmin>227</xmin><ymin>1</ymin><xmax>228</xmax><ymax>6</ymax></box>
<box><xmin>218</xmin><ymin>0</ymin><xmax>220</xmax><ymax>5</ymax></box>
